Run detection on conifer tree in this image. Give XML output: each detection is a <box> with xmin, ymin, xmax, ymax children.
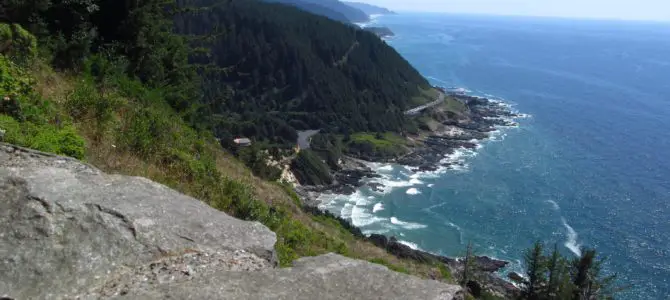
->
<box><xmin>523</xmin><ymin>241</ymin><xmax>547</xmax><ymax>300</ymax></box>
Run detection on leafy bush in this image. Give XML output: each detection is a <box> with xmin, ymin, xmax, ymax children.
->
<box><xmin>0</xmin><ymin>115</ymin><xmax>24</xmax><ymax>144</ymax></box>
<box><xmin>29</xmin><ymin>125</ymin><xmax>86</xmax><ymax>159</ymax></box>
<box><xmin>291</xmin><ymin>150</ymin><xmax>333</xmax><ymax>185</ymax></box>
<box><xmin>438</xmin><ymin>263</ymin><xmax>453</xmax><ymax>282</ymax></box>
<box><xmin>0</xmin><ymin>23</ymin><xmax>37</xmax><ymax>64</ymax></box>
<box><xmin>0</xmin><ymin>52</ymin><xmax>86</xmax><ymax>159</ymax></box>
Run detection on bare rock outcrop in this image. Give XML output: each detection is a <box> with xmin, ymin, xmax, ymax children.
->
<box><xmin>0</xmin><ymin>144</ymin><xmax>276</xmax><ymax>299</ymax></box>
<box><xmin>0</xmin><ymin>143</ymin><xmax>463</xmax><ymax>300</ymax></box>
<box><xmin>117</xmin><ymin>253</ymin><xmax>464</xmax><ymax>300</ymax></box>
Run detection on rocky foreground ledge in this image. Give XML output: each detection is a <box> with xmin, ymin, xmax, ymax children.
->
<box><xmin>0</xmin><ymin>143</ymin><xmax>463</xmax><ymax>300</ymax></box>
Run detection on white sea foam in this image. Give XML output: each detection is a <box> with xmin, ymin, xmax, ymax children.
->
<box><xmin>562</xmin><ymin>217</ymin><xmax>582</xmax><ymax>256</ymax></box>
<box><xmin>398</xmin><ymin>240</ymin><xmax>422</xmax><ymax>250</ymax></box>
<box><xmin>351</xmin><ymin>205</ymin><xmax>384</xmax><ymax>227</ymax></box>
<box><xmin>406</xmin><ymin>188</ymin><xmax>421</xmax><ymax>195</ymax></box>
<box><xmin>377</xmin><ymin>164</ymin><xmax>394</xmax><ymax>172</ymax></box>
<box><xmin>413</xmin><ymin>167</ymin><xmax>449</xmax><ymax>179</ymax></box>
<box><xmin>546</xmin><ymin>200</ymin><xmax>561</xmax><ymax>211</ymax></box>
<box><xmin>369</xmin><ymin>177</ymin><xmax>414</xmax><ymax>194</ymax></box>
<box><xmin>355</xmin><ymin>15</ymin><xmax>382</xmax><ymax>28</ymax></box>
<box><xmin>446</xmin><ymin>221</ymin><xmax>464</xmax><ymax>244</ymax></box>
<box><xmin>409</xmin><ymin>178</ymin><xmax>424</xmax><ymax>185</ymax></box>
<box><xmin>428</xmin><ymin>184</ymin><xmax>435</xmax><ymax>188</ymax></box>
<box><xmin>373</xmin><ymin>202</ymin><xmax>385</xmax><ymax>213</ymax></box>
<box><xmin>340</xmin><ymin>203</ymin><xmax>354</xmax><ymax>220</ymax></box>
<box><xmin>390</xmin><ymin>217</ymin><xmax>428</xmax><ymax>229</ymax></box>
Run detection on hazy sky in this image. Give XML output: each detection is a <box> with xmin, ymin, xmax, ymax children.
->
<box><xmin>363</xmin><ymin>0</ymin><xmax>670</xmax><ymax>21</ymax></box>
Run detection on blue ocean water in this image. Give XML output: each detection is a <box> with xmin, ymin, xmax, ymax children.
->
<box><xmin>321</xmin><ymin>14</ymin><xmax>670</xmax><ymax>299</ymax></box>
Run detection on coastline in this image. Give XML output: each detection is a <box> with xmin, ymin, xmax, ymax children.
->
<box><xmin>297</xmin><ymin>92</ymin><xmax>526</xmax><ymax>205</ymax></box>
<box><xmin>294</xmin><ymin>90</ymin><xmax>527</xmax><ymax>297</ymax></box>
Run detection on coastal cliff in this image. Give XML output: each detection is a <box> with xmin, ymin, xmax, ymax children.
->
<box><xmin>0</xmin><ymin>143</ymin><xmax>464</xmax><ymax>299</ymax></box>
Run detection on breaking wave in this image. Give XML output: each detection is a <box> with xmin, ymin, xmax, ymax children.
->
<box><xmin>390</xmin><ymin>217</ymin><xmax>428</xmax><ymax>230</ymax></box>
<box><xmin>562</xmin><ymin>217</ymin><xmax>582</xmax><ymax>256</ymax></box>
<box><xmin>398</xmin><ymin>240</ymin><xmax>422</xmax><ymax>250</ymax></box>
<box><xmin>406</xmin><ymin>188</ymin><xmax>421</xmax><ymax>195</ymax></box>
<box><xmin>373</xmin><ymin>202</ymin><xmax>385</xmax><ymax>213</ymax></box>
<box><xmin>546</xmin><ymin>200</ymin><xmax>561</xmax><ymax>211</ymax></box>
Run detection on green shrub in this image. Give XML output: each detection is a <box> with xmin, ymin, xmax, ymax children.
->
<box><xmin>291</xmin><ymin>150</ymin><xmax>333</xmax><ymax>185</ymax></box>
<box><xmin>277</xmin><ymin>182</ymin><xmax>302</xmax><ymax>207</ymax></box>
<box><xmin>29</xmin><ymin>125</ymin><xmax>85</xmax><ymax>159</ymax></box>
<box><xmin>438</xmin><ymin>263</ymin><xmax>453</xmax><ymax>282</ymax></box>
<box><xmin>0</xmin><ymin>114</ymin><xmax>24</xmax><ymax>144</ymax></box>
<box><xmin>368</xmin><ymin>258</ymin><xmax>410</xmax><ymax>274</ymax></box>
<box><xmin>66</xmin><ymin>79</ymin><xmax>98</xmax><ymax>119</ymax></box>
<box><xmin>0</xmin><ymin>23</ymin><xmax>37</xmax><ymax>65</ymax></box>
<box><xmin>0</xmin><ymin>55</ymin><xmax>33</xmax><ymax>122</ymax></box>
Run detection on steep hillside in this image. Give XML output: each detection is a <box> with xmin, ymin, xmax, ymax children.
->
<box><xmin>266</xmin><ymin>0</ymin><xmax>351</xmax><ymax>23</ymax></box>
<box><xmin>344</xmin><ymin>1</ymin><xmax>396</xmax><ymax>15</ymax></box>
<box><xmin>176</xmin><ymin>0</ymin><xmax>431</xmax><ymax>145</ymax></box>
<box><xmin>268</xmin><ymin>0</ymin><xmax>370</xmax><ymax>22</ymax></box>
<box><xmin>0</xmin><ymin>1</ymin><xmax>452</xmax><ymax>288</ymax></box>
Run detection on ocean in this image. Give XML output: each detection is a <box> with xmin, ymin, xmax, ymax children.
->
<box><xmin>322</xmin><ymin>13</ymin><xmax>670</xmax><ymax>299</ymax></box>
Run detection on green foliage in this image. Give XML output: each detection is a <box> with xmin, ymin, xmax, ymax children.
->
<box><xmin>28</xmin><ymin>125</ymin><xmax>86</xmax><ymax>159</ymax></box>
<box><xmin>0</xmin><ymin>54</ymin><xmax>33</xmax><ymax>110</ymax></box>
<box><xmin>310</xmin><ymin>133</ymin><xmax>344</xmax><ymax>169</ymax></box>
<box><xmin>5</xmin><ymin>0</ymin><xmax>197</xmax><ymax>111</ymax></box>
<box><xmin>479</xmin><ymin>292</ymin><xmax>506</xmax><ymax>300</ymax></box>
<box><xmin>277</xmin><ymin>181</ymin><xmax>302</xmax><ymax>207</ymax></box>
<box><xmin>271</xmin><ymin>0</ymin><xmax>369</xmax><ymax>23</ymax></box>
<box><xmin>175</xmin><ymin>0</ymin><xmax>429</xmax><ymax>144</ymax></box>
<box><xmin>519</xmin><ymin>242</ymin><xmax>623</xmax><ymax>300</ymax></box>
<box><xmin>346</xmin><ymin>132</ymin><xmax>408</xmax><ymax>160</ymax></box>
<box><xmin>437</xmin><ymin>263</ymin><xmax>453</xmax><ymax>282</ymax></box>
<box><xmin>461</xmin><ymin>241</ymin><xmax>477</xmax><ymax>286</ymax></box>
<box><xmin>524</xmin><ymin>241</ymin><xmax>547</xmax><ymax>300</ymax></box>
<box><xmin>0</xmin><ymin>53</ymin><xmax>86</xmax><ymax>159</ymax></box>
<box><xmin>0</xmin><ymin>115</ymin><xmax>24</xmax><ymax>143</ymax></box>
<box><xmin>291</xmin><ymin>150</ymin><xmax>333</xmax><ymax>185</ymax></box>
<box><xmin>0</xmin><ymin>23</ymin><xmax>38</xmax><ymax>65</ymax></box>
<box><xmin>368</xmin><ymin>258</ymin><xmax>410</xmax><ymax>274</ymax></box>
<box><xmin>236</xmin><ymin>144</ymin><xmax>283</xmax><ymax>181</ymax></box>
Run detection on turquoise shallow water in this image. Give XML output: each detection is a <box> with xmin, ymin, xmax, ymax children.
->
<box><xmin>320</xmin><ymin>14</ymin><xmax>670</xmax><ymax>299</ymax></box>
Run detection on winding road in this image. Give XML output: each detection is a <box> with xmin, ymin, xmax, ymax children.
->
<box><xmin>404</xmin><ymin>91</ymin><xmax>445</xmax><ymax>115</ymax></box>
<box><xmin>295</xmin><ymin>92</ymin><xmax>443</xmax><ymax>149</ymax></box>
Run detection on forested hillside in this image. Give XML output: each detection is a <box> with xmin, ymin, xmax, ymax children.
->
<box><xmin>344</xmin><ymin>2</ymin><xmax>396</xmax><ymax>15</ymax></box>
<box><xmin>265</xmin><ymin>0</ymin><xmax>350</xmax><ymax>23</ymax></box>
<box><xmin>0</xmin><ymin>0</ymin><xmax>435</xmax><ymax>275</ymax></box>
<box><xmin>268</xmin><ymin>0</ymin><xmax>370</xmax><ymax>23</ymax></box>
<box><xmin>176</xmin><ymin>0</ymin><xmax>431</xmax><ymax>146</ymax></box>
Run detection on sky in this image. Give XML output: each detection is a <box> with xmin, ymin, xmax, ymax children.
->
<box><xmin>362</xmin><ymin>0</ymin><xmax>670</xmax><ymax>21</ymax></box>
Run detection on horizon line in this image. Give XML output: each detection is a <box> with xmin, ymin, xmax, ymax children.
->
<box><xmin>387</xmin><ymin>10</ymin><xmax>670</xmax><ymax>24</ymax></box>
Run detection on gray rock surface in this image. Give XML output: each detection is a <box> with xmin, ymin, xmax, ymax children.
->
<box><xmin>0</xmin><ymin>143</ymin><xmax>464</xmax><ymax>300</ymax></box>
<box><xmin>115</xmin><ymin>253</ymin><xmax>464</xmax><ymax>300</ymax></box>
<box><xmin>0</xmin><ymin>143</ymin><xmax>276</xmax><ymax>299</ymax></box>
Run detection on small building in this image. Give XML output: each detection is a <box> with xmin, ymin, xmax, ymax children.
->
<box><xmin>233</xmin><ymin>137</ymin><xmax>252</xmax><ymax>147</ymax></box>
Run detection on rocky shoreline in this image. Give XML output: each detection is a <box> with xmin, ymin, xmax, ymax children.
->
<box><xmin>297</xmin><ymin>93</ymin><xmax>523</xmax><ymax>202</ymax></box>
<box><xmin>294</xmin><ymin>92</ymin><xmax>524</xmax><ymax>297</ymax></box>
